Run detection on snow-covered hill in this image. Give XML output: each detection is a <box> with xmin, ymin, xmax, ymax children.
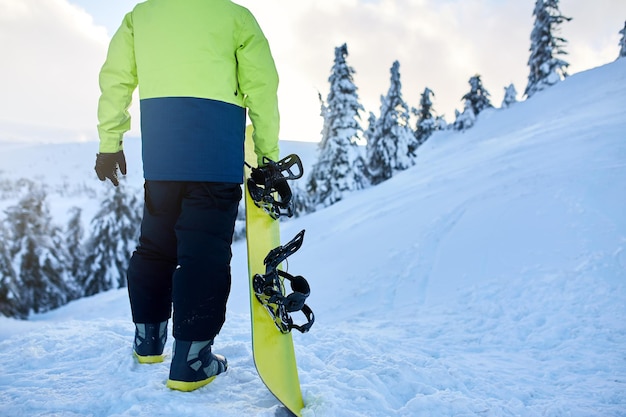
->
<box><xmin>1</xmin><ymin>59</ymin><xmax>625</xmax><ymax>416</ymax></box>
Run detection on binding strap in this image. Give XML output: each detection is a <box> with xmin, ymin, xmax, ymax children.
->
<box><xmin>252</xmin><ymin>230</ymin><xmax>314</xmax><ymax>333</ymax></box>
<box><xmin>246</xmin><ymin>154</ymin><xmax>303</xmax><ymax>219</ymax></box>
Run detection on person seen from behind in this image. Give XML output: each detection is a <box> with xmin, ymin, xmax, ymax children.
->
<box><xmin>94</xmin><ymin>0</ymin><xmax>279</xmax><ymax>392</ymax></box>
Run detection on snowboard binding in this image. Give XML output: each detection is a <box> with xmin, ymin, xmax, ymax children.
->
<box><xmin>246</xmin><ymin>154</ymin><xmax>304</xmax><ymax>219</ymax></box>
<box><xmin>253</xmin><ymin>229</ymin><xmax>314</xmax><ymax>334</ymax></box>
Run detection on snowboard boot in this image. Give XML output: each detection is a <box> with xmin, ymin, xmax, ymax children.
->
<box><xmin>166</xmin><ymin>339</ymin><xmax>228</xmax><ymax>392</ymax></box>
<box><xmin>133</xmin><ymin>321</ymin><xmax>168</xmax><ymax>364</ymax></box>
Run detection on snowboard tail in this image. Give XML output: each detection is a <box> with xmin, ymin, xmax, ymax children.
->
<box><xmin>244</xmin><ymin>126</ymin><xmax>304</xmax><ymax>417</ymax></box>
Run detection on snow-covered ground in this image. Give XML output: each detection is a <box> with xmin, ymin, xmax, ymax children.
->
<box><xmin>1</xmin><ymin>59</ymin><xmax>625</xmax><ymax>416</ymax></box>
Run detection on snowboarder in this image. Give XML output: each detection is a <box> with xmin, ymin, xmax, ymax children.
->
<box><xmin>94</xmin><ymin>0</ymin><xmax>280</xmax><ymax>392</ymax></box>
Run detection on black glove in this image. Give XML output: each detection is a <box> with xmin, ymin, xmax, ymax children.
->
<box><xmin>250</xmin><ymin>164</ymin><xmax>275</xmax><ymax>187</ymax></box>
<box><xmin>249</xmin><ymin>163</ymin><xmax>291</xmax><ymax>207</ymax></box>
<box><xmin>95</xmin><ymin>150</ymin><xmax>127</xmax><ymax>187</ymax></box>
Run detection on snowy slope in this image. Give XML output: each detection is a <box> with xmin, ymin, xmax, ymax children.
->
<box><xmin>1</xmin><ymin>59</ymin><xmax>626</xmax><ymax>416</ymax></box>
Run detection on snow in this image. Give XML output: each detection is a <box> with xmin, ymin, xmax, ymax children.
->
<box><xmin>1</xmin><ymin>59</ymin><xmax>626</xmax><ymax>416</ymax></box>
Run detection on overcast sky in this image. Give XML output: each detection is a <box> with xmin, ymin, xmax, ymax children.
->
<box><xmin>0</xmin><ymin>0</ymin><xmax>624</xmax><ymax>143</ymax></box>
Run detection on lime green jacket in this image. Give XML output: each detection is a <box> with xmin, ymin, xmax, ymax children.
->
<box><xmin>97</xmin><ymin>0</ymin><xmax>280</xmax><ymax>182</ymax></box>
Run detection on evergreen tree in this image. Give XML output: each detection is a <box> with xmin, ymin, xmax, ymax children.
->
<box><xmin>435</xmin><ymin>115</ymin><xmax>448</xmax><ymax>130</ymax></box>
<box><xmin>618</xmin><ymin>21</ymin><xmax>626</xmax><ymax>60</ymax></box>
<box><xmin>290</xmin><ymin>185</ymin><xmax>313</xmax><ymax>217</ymax></box>
<box><xmin>65</xmin><ymin>207</ymin><xmax>85</xmax><ymax>280</ymax></box>
<box><xmin>524</xmin><ymin>0</ymin><xmax>571</xmax><ymax>98</ymax></box>
<box><xmin>361</xmin><ymin>111</ymin><xmax>378</xmax><ymax>183</ymax></box>
<box><xmin>80</xmin><ymin>184</ymin><xmax>141</xmax><ymax>296</ymax></box>
<box><xmin>363</xmin><ymin>111</ymin><xmax>377</xmax><ymax>147</ymax></box>
<box><xmin>501</xmin><ymin>83</ymin><xmax>518</xmax><ymax>108</ymax></box>
<box><xmin>0</xmin><ymin>222</ymin><xmax>23</xmax><ymax>318</ymax></box>
<box><xmin>414</xmin><ymin>87</ymin><xmax>438</xmax><ymax>147</ymax></box>
<box><xmin>316</xmin><ymin>91</ymin><xmax>331</xmax><ymax>152</ymax></box>
<box><xmin>452</xmin><ymin>101</ymin><xmax>477</xmax><ymax>132</ymax></box>
<box><xmin>3</xmin><ymin>185</ymin><xmax>75</xmax><ymax>316</ymax></box>
<box><xmin>462</xmin><ymin>75</ymin><xmax>493</xmax><ymax>116</ymax></box>
<box><xmin>366</xmin><ymin>61</ymin><xmax>417</xmax><ymax>185</ymax></box>
<box><xmin>307</xmin><ymin>43</ymin><xmax>367</xmax><ymax>207</ymax></box>
<box><xmin>453</xmin><ymin>75</ymin><xmax>491</xmax><ymax>131</ymax></box>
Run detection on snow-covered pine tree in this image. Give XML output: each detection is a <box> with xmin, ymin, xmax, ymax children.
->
<box><xmin>0</xmin><ymin>222</ymin><xmax>23</xmax><ymax>318</ymax></box>
<box><xmin>363</xmin><ymin>111</ymin><xmax>377</xmax><ymax>150</ymax></box>
<box><xmin>366</xmin><ymin>61</ymin><xmax>417</xmax><ymax>185</ymax></box>
<box><xmin>316</xmin><ymin>91</ymin><xmax>331</xmax><ymax>153</ymax></box>
<box><xmin>501</xmin><ymin>83</ymin><xmax>518</xmax><ymax>108</ymax></box>
<box><xmin>414</xmin><ymin>87</ymin><xmax>438</xmax><ymax>147</ymax></box>
<box><xmin>618</xmin><ymin>21</ymin><xmax>626</xmax><ymax>60</ymax></box>
<box><xmin>435</xmin><ymin>115</ymin><xmax>448</xmax><ymax>130</ymax></box>
<box><xmin>304</xmin><ymin>94</ymin><xmax>330</xmax><ymax>209</ymax></box>
<box><xmin>65</xmin><ymin>207</ymin><xmax>85</xmax><ymax>281</ymax></box>
<box><xmin>453</xmin><ymin>75</ymin><xmax>491</xmax><ymax>131</ymax></box>
<box><xmin>307</xmin><ymin>43</ymin><xmax>367</xmax><ymax>207</ymax></box>
<box><xmin>462</xmin><ymin>75</ymin><xmax>493</xmax><ymax>116</ymax></box>
<box><xmin>453</xmin><ymin>100</ymin><xmax>477</xmax><ymax>132</ymax></box>
<box><xmin>3</xmin><ymin>184</ymin><xmax>76</xmax><ymax>317</ymax></box>
<box><xmin>290</xmin><ymin>185</ymin><xmax>313</xmax><ymax>217</ymax></box>
<box><xmin>79</xmin><ymin>183</ymin><xmax>141</xmax><ymax>296</ymax></box>
<box><xmin>524</xmin><ymin>0</ymin><xmax>572</xmax><ymax>98</ymax></box>
<box><xmin>361</xmin><ymin>111</ymin><xmax>379</xmax><ymax>183</ymax></box>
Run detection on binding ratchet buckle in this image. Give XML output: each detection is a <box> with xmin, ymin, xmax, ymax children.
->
<box><xmin>246</xmin><ymin>154</ymin><xmax>304</xmax><ymax>219</ymax></box>
<box><xmin>253</xmin><ymin>230</ymin><xmax>314</xmax><ymax>333</ymax></box>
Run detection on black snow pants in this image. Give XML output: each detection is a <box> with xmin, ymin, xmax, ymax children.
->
<box><xmin>127</xmin><ymin>180</ymin><xmax>242</xmax><ymax>341</ymax></box>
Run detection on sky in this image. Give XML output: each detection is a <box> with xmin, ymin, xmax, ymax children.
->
<box><xmin>0</xmin><ymin>0</ymin><xmax>624</xmax><ymax>143</ymax></box>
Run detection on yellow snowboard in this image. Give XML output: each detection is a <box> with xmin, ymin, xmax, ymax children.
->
<box><xmin>244</xmin><ymin>126</ymin><xmax>304</xmax><ymax>417</ymax></box>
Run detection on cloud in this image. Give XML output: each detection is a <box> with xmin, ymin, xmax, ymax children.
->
<box><xmin>238</xmin><ymin>0</ymin><xmax>626</xmax><ymax>141</ymax></box>
<box><xmin>241</xmin><ymin>0</ymin><xmax>535</xmax><ymax>139</ymax></box>
<box><xmin>0</xmin><ymin>0</ymin><xmax>110</xmax><ymax>142</ymax></box>
<box><xmin>1</xmin><ymin>0</ymin><xmax>623</xmax><ymax>144</ymax></box>
<box><xmin>560</xmin><ymin>0</ymin><xmax>626</xmax><ymax>69</ymax></box>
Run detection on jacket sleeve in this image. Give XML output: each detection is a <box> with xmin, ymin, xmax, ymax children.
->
<box><xmin>235</xmin><ymin>12</ymin><xmax>280</xmax><ymax>166</ymax></box>
<box><xmin>97</xmin><ymin>12</ymin><xmax>138</xmax><ymax>153</ymax></box>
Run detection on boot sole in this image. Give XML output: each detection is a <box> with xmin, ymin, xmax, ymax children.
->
<box><xmin>166</xmin><ymin>376</ymin><xmax>216</xmax><ymax>392</ymax></box>
<box><xmin>134</xmin><ymin>351</ymin><xmax>165</xmax><ymax>364</ymax></box>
